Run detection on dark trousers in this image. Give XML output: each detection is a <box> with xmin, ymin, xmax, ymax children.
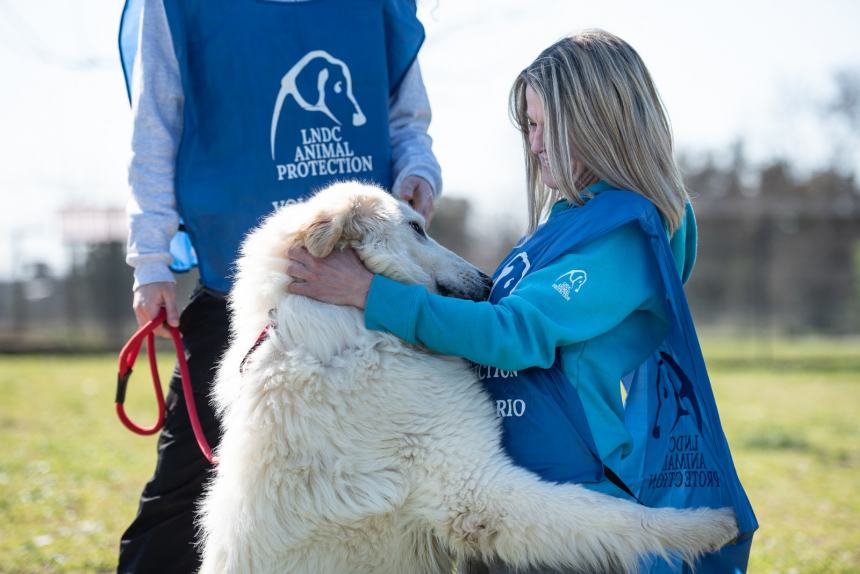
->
<box><xmin>118</xmin><ymin>290</ymin><xmax>229</xmax><ymax>574</ymax></box>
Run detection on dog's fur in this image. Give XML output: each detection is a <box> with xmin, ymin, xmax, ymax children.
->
<box><xmin>198</xmin><ymin>182</ymin><xmax>738</xmax><ymax>574</ymax></box>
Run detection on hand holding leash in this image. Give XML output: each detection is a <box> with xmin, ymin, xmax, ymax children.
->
<box><xmin>132</xmin><ymin>282</ymin><xmax>180</xmax><ymax>338</ymax></box>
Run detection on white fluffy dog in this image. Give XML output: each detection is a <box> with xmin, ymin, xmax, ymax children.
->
<box><xmin>198</xmin><ymin>182</ymin><xmax>738</xmax><ymax>574</ymax></box>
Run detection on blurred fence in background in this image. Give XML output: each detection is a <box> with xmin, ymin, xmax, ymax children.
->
<box><xmin>687</xmin><ymin>160</ymin><xmax>860</xmax><ymax>336</ymax></box>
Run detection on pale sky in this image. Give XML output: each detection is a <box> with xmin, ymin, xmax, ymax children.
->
<box><xmin>1</xmin><ymin>0</ymin><xmax>858</xmax><ymax>279</ymax></box>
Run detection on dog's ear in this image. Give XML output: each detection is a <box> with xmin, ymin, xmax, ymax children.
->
<box><xmin>297</xmin><ymin>194</ymin><xmax>383</xmax><ymax>258</ymax></box>
<box><xmin>299</xmin><ymin>210</ymin><xmax>347</xmax><ymax>258</ymax></box>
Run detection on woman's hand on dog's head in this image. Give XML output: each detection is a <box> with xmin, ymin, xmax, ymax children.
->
<box><xmin>286</xmin><ymin>246</ymin><xmax>372</xmax><ymax>310</ymax></box>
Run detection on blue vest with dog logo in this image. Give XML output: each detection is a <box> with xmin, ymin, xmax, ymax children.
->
<box><xmin>119</xmin><ymin>0</ymin><xmax>424</xmax><ymax>293</ymax></box>
<box><xmin>481</xmin><ymin>189</ymin><xmax>757</xmax><ymax>572</ymax></box>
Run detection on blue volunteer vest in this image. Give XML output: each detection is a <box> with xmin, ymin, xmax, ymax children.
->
<box><xmin>120</xmin><ymin>0</ymin><xmax>424</xmax><ymax>293</ymax></box>
<box><xmin>481</xmin><ymin>189</ymin><xmax>757</xmax><ymax>572</ymax></box>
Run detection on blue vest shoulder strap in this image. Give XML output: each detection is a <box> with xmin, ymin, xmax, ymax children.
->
<box><xmin>118</xmin><ymin>0</ymin><xmax>143</xmax><ymax>103</ymax></box>
<box><xmin>491</xmin><ymin>190</ymin><xmax>654</xmax><ymax>294</ymax></box>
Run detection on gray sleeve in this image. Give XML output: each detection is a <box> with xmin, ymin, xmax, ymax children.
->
<box><xmin>125</xmin><ymin>0</ymin><xmax>184</xmax><ymax>290</ymax></box>
<box><xmin>389</xmin><ymin>61</ymin><xmax>443</xmax><ymax>197</ymax></box>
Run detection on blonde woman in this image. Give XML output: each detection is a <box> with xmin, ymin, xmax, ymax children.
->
<box><xmin>287</xmin><ymin>29</ymin><xmax>756</xmax><ymax>573</ymax></box>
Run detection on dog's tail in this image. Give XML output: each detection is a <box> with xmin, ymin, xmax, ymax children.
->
<box><xmin>448</xmin><ymin>465</ymin><xmax>738</xmax><ymax>573</ymax></box>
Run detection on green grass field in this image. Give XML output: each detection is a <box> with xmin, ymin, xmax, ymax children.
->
<box><xmin>1</xmin><ymin>338</ymin><xmax>858</xmax><ymax>573</ymax></box>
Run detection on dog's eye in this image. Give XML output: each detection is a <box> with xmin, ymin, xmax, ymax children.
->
<box><xmin>409</xmin><ymin>221</ymin><xmax>427</xmax><ymax>239</ymax></box>
<box><xmin>334</xmin><ymin>81</ymin><xmax>343</xmax><ymax>94</ymax></box>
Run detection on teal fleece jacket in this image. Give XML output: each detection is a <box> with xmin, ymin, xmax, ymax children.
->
<box><xmin>365</xmin><ymin>183</ymin><xmax>697</xmax><ymax>472</ymax></box>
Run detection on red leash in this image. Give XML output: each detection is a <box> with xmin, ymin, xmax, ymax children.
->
<box><xmin>116</xmin><ymin>308</ymin><xmax>218</xmax><ymax>464</ymax></box>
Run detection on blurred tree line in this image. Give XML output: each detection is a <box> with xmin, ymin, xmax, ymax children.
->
<box><xmin>682</xmin><ymin>69</ymin><xmax>860</xmax><ymax>335</ymax></box>
<box><xmin>1</xmin><ymin>71</ymin><xmax>858</xmax><ymax>351</ymax></box>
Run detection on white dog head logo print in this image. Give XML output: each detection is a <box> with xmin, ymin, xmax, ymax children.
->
<box><xmin>552</xmin><ymin>269</ymin><xmax>587</xmax><ymax>301</ymax></box>
<box><xmin>270</xmin><ymin>50</ymin><xmax>367</xmax><ymax>159</ymax></box>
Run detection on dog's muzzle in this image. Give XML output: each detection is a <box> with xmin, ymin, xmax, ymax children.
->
<box><xmin>437</xmin><ymin>271</ymin><xmax>493</xmax><ymax>302</ymax></box>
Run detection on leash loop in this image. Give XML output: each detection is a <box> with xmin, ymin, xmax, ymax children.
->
<box><xmin>116</xmin><ymin>312</ymin><xmax>165</xmax><ymax>435</ymax></box>
<box><xmin>115</xmin><ymin>308</ymin><xmax>218</xmax><ymax>464</ymax></box>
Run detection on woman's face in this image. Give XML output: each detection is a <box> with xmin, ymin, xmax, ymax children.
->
<box><xmin>525</xmin><ymin>85</ymin><xmax>557</xmax><ymax>190</ymax></box>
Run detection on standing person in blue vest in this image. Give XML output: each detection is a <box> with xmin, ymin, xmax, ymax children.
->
<box><xmin>117</xmin><ymin>0</ymin><xmax>442</xmax><ymax>572</ymax></box>
<box><xmin>286</xmin><ymin>29</ymin><xmax>757</xmax><ymax>573</ymax></box>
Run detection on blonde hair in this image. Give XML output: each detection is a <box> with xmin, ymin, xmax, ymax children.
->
<box><xmin>510</xmin><ymin>29</ymin><xmax>689</xmax><ymax>233</ymax></box>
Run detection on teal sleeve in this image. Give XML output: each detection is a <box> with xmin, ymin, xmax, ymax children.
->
<box><xmin>365</xmin><ymin>223</ymin><xmax>658</xmax><ymax>370</ymax></box>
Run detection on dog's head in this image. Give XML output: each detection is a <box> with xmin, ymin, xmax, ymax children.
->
<box><xmin>293</xmin><ymin>182</ymin><xmax>492</xmax><ymax>301</ymax></box>
<box><xmin>231</xmin><ymin>182</ymin><xmax>492</xmax><ymax>339</ymax></box>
